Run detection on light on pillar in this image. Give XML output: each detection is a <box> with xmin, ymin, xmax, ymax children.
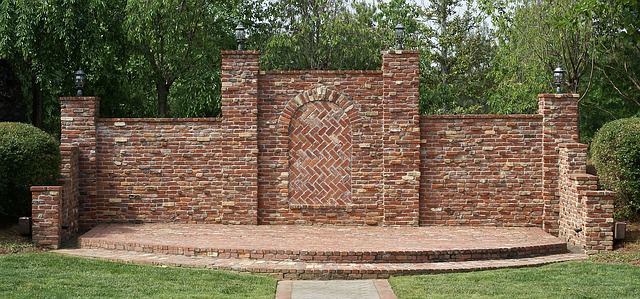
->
<box><xmin>235</xmin><ymin>23</ymin><xmax>246</xmax><ymax>51</ymax></box>
<box><xmin>554</xmin><ymin>65</ymin><xmax>565</xmax><ymax>94</ymax></box>
<box><xmin>394</xmin><ymin>23</ymin><xmax>405</xmax><ymax>50</ymax></box>
<box><xmin>74</xmin><ymin>68</ymin><xmax>86</xmax><ymax>97</ymax></box>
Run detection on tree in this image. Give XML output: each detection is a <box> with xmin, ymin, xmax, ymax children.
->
<box><xmin>0</xmin><ymin>1</ymin><xmax>72</xmax><ymax>130</ymax></box>
<box><xmin>0</xmin><ymin>0</ymin><xmax>132</xmax><ymax>131</ymax></box>
<box><xmin>482</xmin><ymin>0</ymin><xmax>597</xmax><ymax>114</ymax></box>
<box><xmin>260</xmin><ymin>0</ymin><xmax>387</xmax><ymax>70</ymax></box>
<box><xmin>419</xmin><ymin>0</ymin><xmax>495</xmax><ymax>114</ymax></box>
<box><xmin>0</xmin><ymin>59</ymin><xmax>27</xmax><ymax>123</ymax></box>
<box><xmin>374</xmin><ymin>0</ymin><xmax>428</xmax><ymax>51</ymax></box>
<box><xmin>124</xmin><ymin>0</ymin><xmax>238</xmax><ymax>117</ymax></box>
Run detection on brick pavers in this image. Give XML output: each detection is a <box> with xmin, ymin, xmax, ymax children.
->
<box><xmin>79</xmin><ymin>224</ymin><xmax>568</xmax><ymax>260</ymax></box>
<box><xmin>56</xmin><ymin>223</ymin><xmax>588</xmax><ymax>279</ymax></box>
<box><xmin>53</xmin><ymin>248</ymin><xmax>586</xmax><ymax>279</ymax></box>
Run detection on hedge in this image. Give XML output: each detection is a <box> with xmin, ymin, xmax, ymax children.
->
<box><xmin>0</xmin><ymin>122</ymin><xmax>60</xmax><ymax>221</ymax></box>
<box><xmin>590</xmin><ymin>118</ymin><xmax>640</xmax><ymax>220</ymax></box>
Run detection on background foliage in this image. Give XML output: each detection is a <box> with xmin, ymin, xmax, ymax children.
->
<box><xmin>591</xmin><ymin>118</ymin><xmax>640</xmax><ymax>220</ymax></box>
<box><xmin>0</xmin><ymin>0</ymin><xmax>638</xmax><ymax>217</ymax></box>
<box><xmin>0</xmin><ymin>122</ymin><xmax>60</xmax><ymax>220</ymax></box>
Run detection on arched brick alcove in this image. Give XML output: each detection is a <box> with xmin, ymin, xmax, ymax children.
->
<box><xmin>279</xmin><ymin>87</ymin><xmax>359</xmax><ymax>209</ymax></box>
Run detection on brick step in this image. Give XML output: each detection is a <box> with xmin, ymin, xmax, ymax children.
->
<box><xmin>53</xmin><ymin>248</ymin><xmax>587</xmax><ymax>280</ymax></box>
<box><xmin>79</xmin><ymin>239</ymin><xmax>568</xmax><ymax>264</ymax></box>
<box><xmin>77</xmin><ymin>224</ymin><xmax>570</xmax><ymax>264</ymax></box>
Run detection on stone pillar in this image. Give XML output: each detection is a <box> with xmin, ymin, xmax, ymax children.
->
<box><xmin>59</xmin><ymin>96</ymin><xmax>99</xmax><ymax>230</ymax></box>
<box><xmin>539</xmin><ymin>93</ymin><xmax>580</xmax><ymax>236</ymax></box>
<box><xmin>219</xmin><ymin>51</ymin><xmax>260</xmax><ymax>224</ymax></box>
<box><xmin>381</xmin><ymin>50</ymin><xmax>421</xmax><ymax>226</ymax></box>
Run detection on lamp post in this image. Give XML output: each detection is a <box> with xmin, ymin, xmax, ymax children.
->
<box><xmin>554</xmin><ymin>65</ymin><xmax>565</xmax><ymax>94</ymax></box>
<box><xmin>75</xmin><ymin>68</ymin><xmax>86</xmax><ymax>97</ymax></box>
<box><xmin>394</xmin><ymin>23</ymin><xmax>405</xmax><ymax>50</ymax></box>
<box><xmin>235</xmin><ymin>23</ymin><xmax>246</xmax><ymax>51</ymax></box>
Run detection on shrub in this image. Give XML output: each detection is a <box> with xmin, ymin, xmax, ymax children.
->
<box><xmin>0</xmin><ymin>122</ymin><xmax>60</xmax><ymax>221</ymax></box>
<box><xmin>590</xmin><ymin>118</ymin><xmax>640</xmax><ymax>220</ymax></box>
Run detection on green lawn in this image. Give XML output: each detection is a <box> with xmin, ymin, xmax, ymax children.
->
<box><xmin>390</xmin><ymin>261</ymin><xmax>640</xmax><ymax>299</ymax></box>
<box><xmin>0</xmin><ymin>253</ymin><xmax>276</xmax><ymax>299</ymax></box>
<box><xmin>3</xmin><ymin>253</ymin><xmax>640</xmax><ymax>299</ymax></box>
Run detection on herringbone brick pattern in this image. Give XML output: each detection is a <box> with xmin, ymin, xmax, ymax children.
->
<box><xmin>289</xmin><ymin>101</ymin><xmax>352</xmax><ymax>207</ymax></box>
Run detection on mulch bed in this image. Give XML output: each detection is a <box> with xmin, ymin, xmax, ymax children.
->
<box><xmin>590</xmin><ymin>222</ymin><xmax>640</xmax><ymax>266</ymax></box>
<box><xmin>0</xmin><ymin>223</ymin><xmax>43</xmax><ymax>255</ymax></box>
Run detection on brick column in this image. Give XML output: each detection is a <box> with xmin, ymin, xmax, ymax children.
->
<box><xmin>31</xmin><ymin>186</ymin><xmax>62</xmax><ymax>248</ymax></box>
<box><xmin>381</xmin><ymin>50</ymin><xmax>421</xmax><ymax>226</ymax></box>
<box><xmin>539</xmin><ymin>93</ymin><xmax>580</xmax><ymax>235</ymax></box>
<box><xmin>220</xmin><ymin>51</ymin><xmax>260</xmax><ymax>224</ymax></box>
<box><xmin>59</xmin><ymin>96</ymin><xmax>99</xmax><ymax>230</ymax></box>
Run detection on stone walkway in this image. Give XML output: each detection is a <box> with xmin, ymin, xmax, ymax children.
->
<box><xmin>276</xmin><ymin>280</ymin><xmax>397</xmax><ymax>299</ymax></box>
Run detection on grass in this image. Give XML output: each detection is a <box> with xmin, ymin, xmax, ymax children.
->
<box><xmin>1</xmin><ymin>222</ymin><xmax>639</xmax><ymax>298</ymax></box>
<box><xmin>0</xmin><ymin>253</ymin><xmax>276</xmax><ymax>299</ymax></box>
<box><xmin>390</xmin><ymin>261</ymin><xmax>640</xmax><ymax>299</ymax></box>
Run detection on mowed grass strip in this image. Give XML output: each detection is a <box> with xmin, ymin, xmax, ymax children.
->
<box><xmin>390</xmin><ymin>261</ymin><xmax>640</xmax><ymax>299</ymax></box>
<box><xmin>0</xmin><ymin>253</ymin><xmax>276</xmax><ymax>299</ymax></box>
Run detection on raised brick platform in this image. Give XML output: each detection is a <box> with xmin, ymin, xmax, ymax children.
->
<box><xmin>64</xmin><ymin>224</ymin><xmax>585</xmax><ymax>279</ymax></box>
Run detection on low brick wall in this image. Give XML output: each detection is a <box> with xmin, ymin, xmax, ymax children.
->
<box><xmin>558</xmin><ymin>143</ymin><xmax>614</xmax><ymax>253</ymax></box>
<box><xmin>420</xmin><ymin>114</ymin><xmax>544</xmax><ymax>226</ymax></box>
<box><xmin>31</xmin><ymin>147</ymin><xmax>79</xmax><ymax>248</ymax></box>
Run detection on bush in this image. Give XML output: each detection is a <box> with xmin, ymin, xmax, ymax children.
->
<box><xmin>591</xmin><ymin>118</ymin><xmax>640</xmax><ymax>220</ymax></box>
<box><xmin>0</xmin><ymin>122</ymin><xmax>60</xmax><ymax>221</ymax></box>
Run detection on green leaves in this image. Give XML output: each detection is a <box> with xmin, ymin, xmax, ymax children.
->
<box><xmin>591</xmin><ymin>118</ymin><xmax>640</xmax><ymax>219</ymax></box>
<box><xmin>124</xmin><ymin>0</ymin><xmax>238</xmax><ymax>117</ymax></box>
<box><xmin>419</xmin><ymin>0</ymin><xmax>495</xmax><ymax>114</ymax></box>
<box><xmin>260</xmin><ymin>0</ymin><xmax>386</xmax><ymax>70</ymax></box>
<box><xmin>0</xmin><ymin>122</ymin><xmax>60</xmax><ymax>219</ymax></box>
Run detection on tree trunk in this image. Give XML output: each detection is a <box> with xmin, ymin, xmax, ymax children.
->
<box><xmin>31</xmin><ymin>74</ymin><xmax>43</xmax><ymax>128</ymax></box>
<box><xmin>157</xmin><ymin>80</ymin><xmax>169</xmax><ymax>117</ymax></box>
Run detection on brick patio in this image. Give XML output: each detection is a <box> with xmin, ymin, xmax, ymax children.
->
<box><xmin>54</xmin><ymin>223</ymin><xmax>586</xmax><ymax>279</ymax></box>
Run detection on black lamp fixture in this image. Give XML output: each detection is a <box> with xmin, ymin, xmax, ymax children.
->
<box><xmin>235</xmin><ymin>23</ymin><xmax>246</xmax><ymax>51</ymax></box>
<box><xmin>394</xmin><ymin>23</ymin><xmax>405</xmax><ymax>50</ymax></box>
<box><xmin>554</xmin><ymin>65</ymin><xmax>565</xmax><ymax>94</ymax></box>
<box><xmin>75</xmin><ymin>68</ymin><xmax>86</xmax><ymax>97</ymax></box>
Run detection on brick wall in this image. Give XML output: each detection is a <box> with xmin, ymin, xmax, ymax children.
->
<box><xmin>539</xmin><ymin>94</ymin><xmax>580</xmax><ymax>236</ymax></box>
<box><xmin>420</xmin><ymin>115</ymin><xmax>544</xmax><ymax>226</ymax></box>
<box><xmin>381</xmin><ymin>50</ymin><xmax>421</xmax><ymax>226</ymax></box>
<box><xmin>94</xmin><ymin>118</ymin><xmax>232</xmax><ymax>224</ymax></box>
<box><xmin>31</xmin><ymin>147</ymin><xmax>79</xmax><ymax>248</ymax></box>
<box><xmin>257</xmin><ymin>72</ymin><xmax>384</xmax><ymax>225</ymax></box>
<box><xmin>32</xmin><ymin>50</ymin><xmax>614</xmax><ymax>253</ymax></box>
<box><xmin>59</xmin><ymin>97</ymin><xmax>99</xmax><ymax>229</ymax></box>
<box><xmin>67</xmin><ymin>51</ymin><xmax>260</xmax><ymax>228</ymax></box>
<box><xmin>558</xmin><ymin>143</ymin><xmax>614</xmax><ymax>253</ymax></box>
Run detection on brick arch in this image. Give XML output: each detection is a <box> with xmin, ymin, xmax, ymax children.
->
<box><xmin>277</xmin><ymin>86</ymin><xmax>359</xmax><ymax>135</ymax></box>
